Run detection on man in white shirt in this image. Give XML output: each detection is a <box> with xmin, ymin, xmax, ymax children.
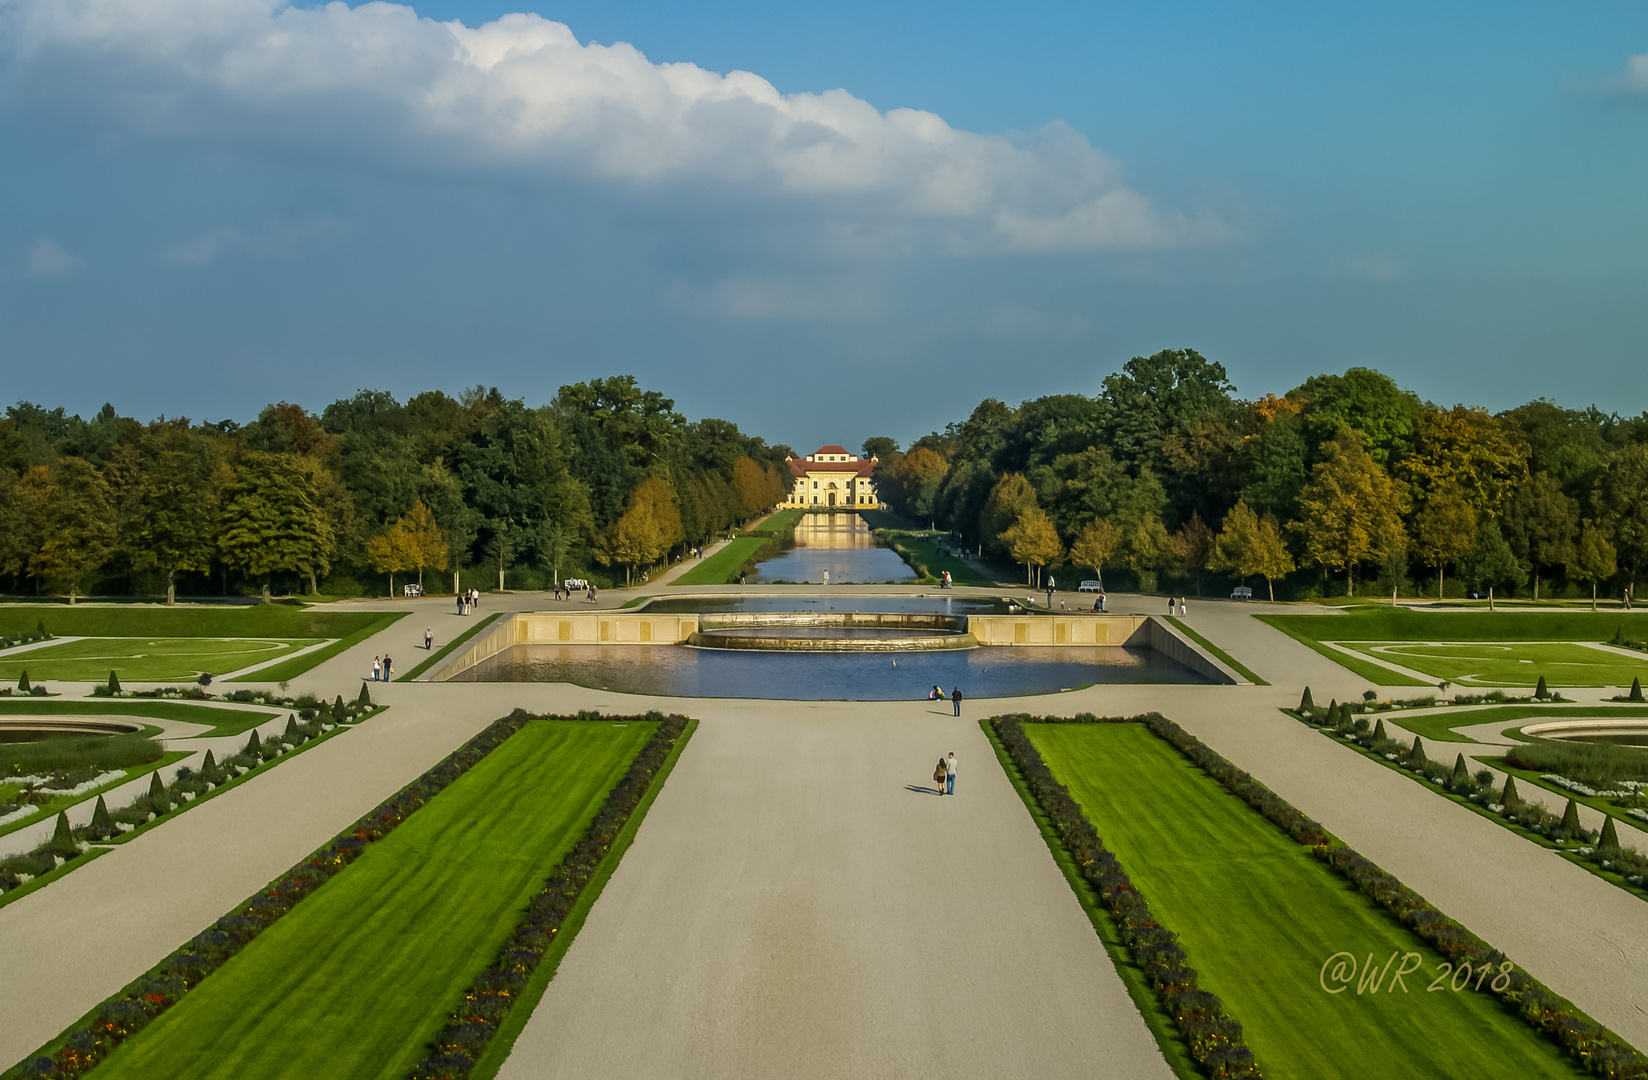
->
<box><xmin>945</xmin><ymin>752</ymin><xmax>957</xmax><ymax>795</ymax></box>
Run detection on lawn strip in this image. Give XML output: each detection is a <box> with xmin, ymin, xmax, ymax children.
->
<box><xmin>980</xmin><ymin>719</ymin><xmax>1200</xmax><ymax>1080</ymax></box>
<box><xmin>0</xmin><ymin>700</ymin><xmax>279</xmax><ymax>736</ymax></box>
<box><xmin>1261</xmin><ymin>609</ymin><xmax>1648</xmax><ymax>643</ymax></box>
<box><xmin>1024</xmin><ymin>716</ymin><xmax>1616</xmax><ymax>1078</ymax></box>
<box><xmin>992</xmin><ymin>715</ymin><xmax>1260</xmax><ymax>1078</ymax></box>
<box><xmin>1164</xmin><ymin>617</ymin><xmax>1267</xmax><ymax>684</ymax></box>
<box><xmin>7</xmin><ymin>711</ymin><xmax>682</xmax><ymax>1080</ymax></box>
<box><xmin>466</xmin><ymin>717</ymin><xmax>698</xmax><ymax>1080</ymax></box>
<box><xmin>672</xmin><ymin>537</ymin><xmax>771</xmax><ymax>585</ymax></box>
<box><xmin>1284</xmin><ymin>706</ymin><xmax>1648</xmax><ymax>906</ymax></box>
<box><xmin>235</xmin><ymin>612</ymin><xmax>405</xmax><ymax>682</ymax></box>
<box><xmin>0</xmin><ymin>750</ymin><xmax>191</xmax><ymax>843</ymax></box>
<box><xmin>1260</xmin><ymin>619</ymin><xmax>1428</xmax><ymax>685</ymax></box>
<box><xmin>0</xmin><ymin>607</ymin><xmax>390</xmax><ymax>639</ymax></box>
<box><xmin>399</xmin><ymin>614</ymin><xmax>502</xmax><ymax>682</ymax></box>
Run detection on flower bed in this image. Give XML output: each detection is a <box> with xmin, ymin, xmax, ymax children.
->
<box><xmin>12</xmin><ymin>709</ymin><xmax>688</xmax><ymax>1079</ymax></box>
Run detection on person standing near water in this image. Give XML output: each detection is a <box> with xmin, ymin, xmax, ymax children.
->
<box><xmin>951</xmin><ymin>686</ymin><xmax>962</xmax><ymax>716</ymax></box>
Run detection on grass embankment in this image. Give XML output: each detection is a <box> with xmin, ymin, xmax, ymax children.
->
<box><xmin>0</xmin><ymin>700</ymin><xmax>279</xmax><ymax>736</ymax></box>
<box><xmin>1164</xmin><ymin>616</ymin><xmax>1267</xmax><ymax>684</ymax></box>
<box><xmin>861</xmin><ymin>510</ymin><xmax>997</xmax><ymax>586</ymax></box>
<box><xmin>1026</xmin><ymin>723</ymin><xmax>1584</xmax><ymax>1080</ymax></box>
<box><xmin>673</xmin><ymin>509</ymin><xmax>807</xmax><ymax>586</ymax></box>
<box><xmin>1259</xmin><ymin>619</ymin><xmax>1430</xmax><ymax>686</ymax></box>
<box><xmin>0</xmin><ymin>639</ymin><xmax>320</xmax><ymax>683</ymax></box>
<box><xmin>398</xmin><ymin>614</ymin><xmax>502</xmax><ymax>682</ymax></box>
<box><xmin>91</xmin><ymin>720</ymin><xmax>652</xmax><ymax>1080</ymax></box>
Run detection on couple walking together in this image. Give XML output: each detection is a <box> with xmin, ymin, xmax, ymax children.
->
<box><xmin>932</xmin><ymin>752</ymin><xmax>957</xmax><ymax>796</ymax></box>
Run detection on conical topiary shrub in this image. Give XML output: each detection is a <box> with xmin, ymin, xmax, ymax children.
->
<box><xmin>148</xmin><ymin>771</ymin><xmax>171</xmax><ymax>814</ymax></box>
<box><xmin>282</xmin><ymin>714</ymin><xmax>302</xmax><ymax>746</ymax></box>
<box><xmin>49</xmin><ymin>811</ymin><xmax>75</xmax><ymax>855</ymax></box>
<box><xmin>244</xmin><ymin>730</ymin><xmax>263</xmax><ymax>759</ymax></box>
<box><xmin>1372</xmin><ymin>718</ymin><xmax>1388</xmax><ymax>744</ymax></box>
<box><xmin>107</xmin><ymin>670</ymin><xmax>121</xmax><ymax>694</ymax></box>
<box><xmin>356</xmin><ymin>683</ymin><xmax>372</xmax><ymax>707</ymax></box>
<box><xmin>1299</xmin><ymin>687</ymin><xmax>1314</xmax><ymax>715</ymax></box>
<box><xmin>334</xmin><ymin>694</ymin><xmax>346</xmax><ymax>714</ymax></box>
<box><xmin>1615</xmin><ymin>626</ymin><xmax>1625</xmax><ymax>645</ymax></box>
<box><xmin>18</xmin><ymin>670</ymin><xmax>29</xmax><ymax>693</ymax></box>
<box><xmin>1631</xmin><ymin>677</ymin><xmax>1644</xmax><ymax>703</ymax></box>
<box><xmin>89</xmin><ymin>796</ymin><xmax>113</xmax><ymax>839</ymax></box>
<box><xmin>1535</xmin><ymin>675</ymin><xmax>1548</xmax><ymax>700</ymax></box>
<box><xmin>1598</xmin><ymin>816</ymin><xmax>1621</xmax><ymax>858</ymax></box>
<box><xmin>1451</xmin><ymin>754</ymin><xmax>1470</xmax><ymax>788</ymax></box>
<box><xmin>36</xmin><ymin>618</ymin><xmax>47</xmax><ymax>638</ymax></box>
<box><xmin>1407</xmin><ymin>737</ymin><xmax>1428</xmax><ymax>770</ymax></box>
<box><xmin>1559</xmin><ymin>799</ymin><xmax>1582</xmax><ymax>838</ymax></box>
<box><xmin>200</xmin><ymin>750</ymin><xmax>225</xmax><ymax>785</ymax></box>
<box><xmin>1501</xmin><ymin>776</ymin><xmax>1520</xmax><ymax>806</ymax></box>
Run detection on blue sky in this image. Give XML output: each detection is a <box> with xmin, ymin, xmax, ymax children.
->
<box><xmin>2</xmin><ymin>0</ymin><xmax>1645</xmax><ymax>451</ymax></box>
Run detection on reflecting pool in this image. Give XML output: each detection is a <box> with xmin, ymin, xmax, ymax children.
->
<box><xmin>747</xmin><ymin>514</ymin><xmax>915</xmax><ymax>584</ymax></box>
<box><xmin>452</xmin><ymin>643</ymin><xmax>1206</xmax><ymax>698</ymax></box>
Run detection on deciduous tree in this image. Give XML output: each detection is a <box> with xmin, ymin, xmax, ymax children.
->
<box><xmin>216</xmin><ymin>452</ymin><xmax>335</xmax><ymax>602</ymax></box>
<box><xmin>33</xmin><ymin>457</ymin><xmax>115</xmax><ymax>604</ymax></box>
<box><xmin>1070</xmin><ymin>518</ymin><xmax>1120</xmax><ymax>588</ymax></box>
<box><xmin>1293</xmin><ymin>429</ymin><xmax>1407</xmax><ymax>596</ymax></box>
<box><xmin>1003</xmin><ymin>507</ymin><xmax>1063</xmax><ymax>587</ymax></box>
<box><xmin>1414</xmin><ymin>485</ymin><xmax>1476</xmax><ymax>600</ymax></box>
<box><xmin>1572</xmin><ymin>522</ymin><xmax>1618</xmax><ymax>610</ymax></box>
<box><xmin>1458</xmin><ymin>520</ymin><xmax>1524</xmax><ymax>610</ymax></box>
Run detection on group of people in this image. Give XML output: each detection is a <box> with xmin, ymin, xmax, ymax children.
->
<box><xmin>932</xmin><ymin>751</ymin><xmax>957</xmax><ymax>795</ymax></box>
<box><xmin>927</xmin><ymin>685</ymin><xmax>963</xmax><ymax>715</ymax></box>
<box><xmin>370</xmin><ymin>653</ymin><xmax>394</xmax><ymax>681</ymax></box>
<box><xmin>937</xmin><ymin>570</ymin><xmax>953</xmax><ymax>588</ymax></box>
<box><xmin>456</xmin><ymin>588</ymin><xmax>481</xmax><ymax>615</ymax></box>
<box><xmin>555</xmin><ymin>580</ymin><xmax>597</xmax><ymax>602</ymax></box>
<box><xmin>1167</xmin><ymin>596</ymin><xmax>1188</xmax><ymax>616</ymax></box>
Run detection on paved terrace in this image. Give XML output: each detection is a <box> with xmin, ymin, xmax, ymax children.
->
<box><xmin>0</xmin><ymin>585</ymin><xmax>1644</xmax><ymax>1073</ymax></box>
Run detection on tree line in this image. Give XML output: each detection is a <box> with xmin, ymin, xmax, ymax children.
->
<box><xmin>870</xmin><ymin>351</ymin><xmax>1648</xmax><ymax>605</ymax></box>
<box><xmin>0</xmin><ymin>378</ymin><xmax>791</xmax><ymax>601</ymax></box>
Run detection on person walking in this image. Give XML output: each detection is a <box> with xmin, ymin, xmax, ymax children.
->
<box><xmin>456</xmin><ymin>593</ymin><xmax>464</xmax><ymax>616</ymax></box>
<box><xmin>371</xmin><ymin>655</ymin><xmax>382</xmax><ymax>682</ymax></box>
<box><xmin>951</xmin><ymin>686</ymin><xmax>962</xmax><ymax>716</ymax></box>
<box><xmin>424</xmin><ymin>626</ymin><xmax>433</xmax><ymax>650</ymax></box>
<box><xmin>1167</xmin><ymin>596</ymin><xmax>1175</xmax><ymax>615</ymax></box>
<box><xmin>933</xmin><ymin>756</ymin><xmax>948</xmax><ymax>795</ymax></box>
<box><xmin>945</xmin><ymin>752</ymin><xmax>957</xmax><ymax>795</ymax></box>
<box><xmin>1179</xmin><ymin>597</ymin><xmax>1187</xmax><ymax>617</ymax></box>
<box><xmin>383</xmin><ymin>654</ymin><xmax>393</xmax><ymax>680</ymax></box>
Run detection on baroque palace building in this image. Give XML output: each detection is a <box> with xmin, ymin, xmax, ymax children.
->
<box><xmin>781</xmin><ymin>445</ymin><xmax>883</xmax><ymax>508</ymax></box>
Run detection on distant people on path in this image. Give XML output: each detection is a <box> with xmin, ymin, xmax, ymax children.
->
<box><xmin>1179</xmin><ymin>598</ymin><xmax>1187</xmax><ymax>617</ymax></box>
<box><xmin>383</xmin><ymin>654</ymin><xmax>393</xmax><ymax>680</ymax></box>
<box><xmin>456</xmin><ymin>594</ymin><xmax>465</xmax><ymax>616</ymax></box>
<box><xmin>945</xmin><ymin>752</ymin><xmax>957</xmax><ymax>795</ymax></box>
<box><xmin>951</xmin><ymin>686</ymin><xmax>962</xmax><ymax>716</ymax></box>
<box><xmin>1099</xmin><ymin>590</ymin><xmax>1107</xmax><ymax>612</ymax></box>
<box><xmin>371</xmin><ymin>655</ymin><xmax>382</xmax><ymax>682</ymax></box>
<box><xmin>934</xmin><ymin>756</ymin><xmax>948</xmax><ymax>794</ymax></box>
<box><xmin>424</xmin><ymin>626</ymin><xmax>433</xmax><ymax>650</ymax></box>
<box><xmin>928</xmin><ymin>684</ymin><xmax>943</xmax><ymax>701</ymax></box>
<box><xmin>823</xmin><ymin>569</ymin><xmax>830</xmax><ymax>586</ymax></box>
<box><xmin>1167</xmin><ymin>596</ymin><xmax>1175</xmax><ymax>615</ymax></box>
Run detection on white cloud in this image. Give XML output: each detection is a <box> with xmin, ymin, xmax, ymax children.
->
<box><xmin>160</xmin><ymin>214</ymin><xmax>350</xmax><ymax>267</ymax></box>
<box><xmin>1627</xmin><ymin>52</ymin><xmax>1648</xmax><ymax>92</ymax></box>
<box><xmin>0</xmin><ymin>0</ymin><xmax>1224</xmax><ymax>255</ymax></box>
<box><xmin>26</xmin><ymin>237</ymin><xmax>81</xmax><ymax>278</ymax></box>
<box><xmin>1332</xmin><ymin>252</ymin><xmax>1404</xmax><ymax>283</ymax></box>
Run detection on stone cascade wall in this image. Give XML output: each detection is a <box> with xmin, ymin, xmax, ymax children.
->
<box><xmin>699</xmin><ymin>612</ymin><xmax>968</xmax><ymax>633</ymax></box>
<box><xmin>433</xmin><ymin>613</ymin><xmax>701</xmax><ymax>680</ymax></box>
<box><xmin>967</xmin><ymin>614</ymin><xmax>1151</xmax><ymax>647</ymax></box>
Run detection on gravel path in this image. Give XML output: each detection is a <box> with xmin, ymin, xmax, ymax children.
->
<box><xmin>495</xmin><ymin>705</ymin><xmax>1172</xmax><ymax>1080</ymax></box>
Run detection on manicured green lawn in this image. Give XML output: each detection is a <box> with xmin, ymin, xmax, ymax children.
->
<box><xmin>1261</xmin><ymin>608</ymin><xmax>1648</xmax><ymax>643</ymax></box>
<box><xmin>1026</xmin><ymin>723</ymin><xmax>1583</xmax><ymax>1080</ymax></box>
<box><xmin>1343</xmin><ymin>641</ymin><xmax>1648</xmax><ymax>687</ymax></box>
<box><xmin>0</xmin><ymin>699</ymin><xmax>278</xmax><ymax>736</ymax></box>
<box><xmin>0</xmin><ymin>606</ymin><xmax>390</xmax><ymax>639</ymax></box>
<box><xmin>672</xmin><ymin>537</ymin><xmax>771</xmax><ymax>585</ymax></box>
<box><xmin>94</xmin><ymin>719</ymin><xmax>653</xmax><ymax>1080</ymax></box>
<box><xmin>0</xmin><ymin>638</ymin><xmax>319</xmax><ymax>682</ymax></box>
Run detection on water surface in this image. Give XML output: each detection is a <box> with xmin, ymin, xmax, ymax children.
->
<box><xmin>748</xmin><ymin>514</ymin><xmax>916</xmax><ymax>584</ymax></box>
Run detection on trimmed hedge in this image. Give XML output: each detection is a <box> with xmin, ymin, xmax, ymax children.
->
<box><xmin>993</xmin><ymin>714</ymin><xmax>1262</xmax><ymax>1079</ymax></box>
<box><xmin>16</xmin><ymin>709</ymin><xmax>685</xmax><ymax>1079</ymax></box>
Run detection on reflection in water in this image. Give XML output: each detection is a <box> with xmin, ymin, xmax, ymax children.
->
<box><xmin>748</xmin><ymin>514</ymin><xmax>915</xmax><ymax>584</ymax></box>
<box><xmin>454</xmin><ymin>643</ymin><xmax>1205</xmax><ymax>699</ymax></box>
<box><xmin>643</xmin><ymin>596</ymin><xmax>1003</xmax><ymax>615</ymax></box>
